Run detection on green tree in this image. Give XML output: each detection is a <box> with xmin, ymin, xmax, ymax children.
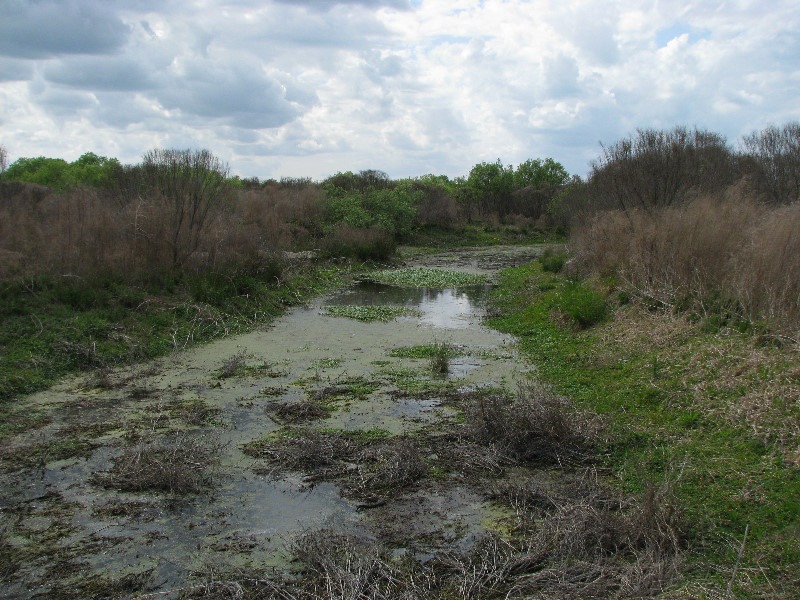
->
<box><xmin>68</xmin><ymin>152</ymin><xmax>122</xmax><ymax>188</ymax></box>
<box><xmin>3</xmin><ymin>156</ymin><xmax>70</xmax><ymax>190</ymax></box>
<box><xmin>513</xmin><ymin>158</ymin><xmax>570</xmax><ymax>188</ymax></box>
<box><xmin>1</xmin><ymin>152</ymin><xmax>122</xmax><ymax>191</ymax></box>
<box><xmin>464</xmin><ymin>159</ymin><xmax>514</xmax><ymax>217</ymax></box>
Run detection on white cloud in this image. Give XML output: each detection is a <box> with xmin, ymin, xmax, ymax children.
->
<box><xmin>0</xmin><ymin>0</ymin><xmax>798</xmax><ymax>179</ymax></box>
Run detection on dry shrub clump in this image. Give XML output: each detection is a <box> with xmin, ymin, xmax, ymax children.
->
<box><xmin>245</xmin><ymin>430</ymin><xmax>428</xmax><ymax>498</ymax></box>
<box><xmin>572</xmin><ymin>189</ymin><xmax>800</xmax><ymax>334</ymax></box>
<box><xmin>508</xmin><ymin>473</ymin><xmax>684</xmax><ymax>599</ymax></box>
<box><xmin>94</xmin><ymin>432</ymin><xmax>220</xmax><ymax>494</ymax></box>
<box><xmin>351</xmin><ymin>437</ymin><xmax>428</xmax><ymax>496</ymax></box>
<box><xmin>291</xmin><ymin>529</ymin><xmax>403</xmax><ymax>600</ymax></box>
<box><xmin>441</xmin><ymin>470</ymin><xmax>684</xmax><ymax>600</ymax></box>
<box><xmin>244</xmin><ymin>430</ymin><xmax>355</xmax><ymax>478</ymax></box>
<box><xmin>465</xmin><ymin>382</ymin><xmax>600</xmax><ymax>466</ymax></box>
<box><xmin>268</xmin><ymin>401</ymin><xmax>329</xmax><ymax>424</ymax></box>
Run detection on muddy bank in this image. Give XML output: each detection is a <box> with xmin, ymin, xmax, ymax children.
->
<box><xmin>0</xmin><ymin>245</ymin><xmax>678</xmax><ymax>599</ymax></box>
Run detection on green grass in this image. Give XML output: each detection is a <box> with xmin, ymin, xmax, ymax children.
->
<box><xmin>364</xmin><ymin>268</ymin><xmax>487</xmax><ymax>287</ymax></box>
<box><xmin>322</xmin><ymin>304</ymin><xmax>422</xmax><ymax>322</ymax></box>
<box><xmin>488</xmin><ymin>262</ymin><xmax>800</xmax><ymax>597</ymax></box>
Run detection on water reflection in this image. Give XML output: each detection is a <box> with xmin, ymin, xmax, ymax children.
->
<box><xmin>327</xmin><ymin>281</ymin><xmax>493</xmax><ymax>330</ymax></box>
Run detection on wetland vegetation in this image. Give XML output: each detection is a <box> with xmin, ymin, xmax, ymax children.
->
<box><xmin>1</xmin><ymin>123</ymin><xmax>799</xmax><ymax>598</ymax></box>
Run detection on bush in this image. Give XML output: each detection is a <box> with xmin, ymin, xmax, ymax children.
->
<box><xmin>465</xmin><ymin>383</ymin><xmax>598</xmax><ymax>465</ymax></box>
<box><xmin>558</xmin><ymin>282</ymin><xmax>608</xmax><ymax>328</ymax></box>
<box><xmin>540</xmin><ymin>249</ymin><xmax>566</xmax><ymax>273</ymax></box>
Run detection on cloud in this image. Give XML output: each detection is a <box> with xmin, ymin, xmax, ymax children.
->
<box><xmin>154</xmin><ymin>57</ymin><xmax>314</xmax><ymax>129</ymax></box>
<box><xmin>0</xmin><ymin>58</ymin><xmax>33</xmax><ymax>82</ymax></box>
<box><xmin>43</xmin><ymin>56</ymin><xmax>155</xmax><ymax>91</ymax></box>
<box><xmin>0</xmin><ymin>1</ymin><xmax>131</xmax><ymax>59</ymax></box>
<box><xmin>1</xmin><ymin>0</ymin><xmax>799</xmax><ymax>181</ymax></box>
<box><xmin>542</xmin><ymin>54</ymin><xmax>582</xmax><ymax>98</ymax></box>
<box><xmin>273</xmin><ymin>0</ymin><xmax>411</xmax><ymax>11</ymax></box>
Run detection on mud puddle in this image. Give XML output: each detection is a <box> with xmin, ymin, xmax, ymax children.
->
<box><xmin>0</xmin><ymin>245</ymin><xmax>549</xmax><ymax>598</ymax></box>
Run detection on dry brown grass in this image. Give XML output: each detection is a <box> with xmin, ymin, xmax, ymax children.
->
<box><xmin>571</xmin><ymin>188</ymin><xmax>800</xmax><ymax>335</ymax></box>
<box><xmin>350</xmin><ymin>437</ymin><xmax>428</xmax><ymax>496</ymax></box>
<box><xmin>268</xmin><ymin>401</ymin><xmax>329</xmax><ymax>424</ymax></box>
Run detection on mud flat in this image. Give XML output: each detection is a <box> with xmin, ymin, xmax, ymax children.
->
<box><xmin>2</xmin><ymin>245</ymin><xmax>659</xmax><ymax>599</ymax></box>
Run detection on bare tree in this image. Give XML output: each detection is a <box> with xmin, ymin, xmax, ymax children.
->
<box><xmin>588</xmin><ymin>127</ymin><xmax>737</xmax><ymax>213</ymax></box>
<box><xmin>742</xmin><ymin>122</ymin><xmax>800</xmax><ymax>204</ymax></box>
<box><xmin>0</xmin><ymin>144</ymin><xmax>8</xmax><ymax>175</ymax></box>
<box><xmin>139</xmin><ymin>148</ymin><xmax>232</xmax><ymax>267</ymax></box>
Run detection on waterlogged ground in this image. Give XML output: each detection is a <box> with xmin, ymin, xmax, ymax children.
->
<box><xmin>0</xmin><ymin>246</ymin><xmax>551</xmax><ymax>598</ymax></box>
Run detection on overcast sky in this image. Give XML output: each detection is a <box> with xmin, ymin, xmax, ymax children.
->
<box><xmin>1</xmin><ymin>0</ymin><xmax>798</xmax><ymax>180</ymax></box>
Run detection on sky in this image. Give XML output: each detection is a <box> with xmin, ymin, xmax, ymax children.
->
<box><xmin>1</xmin><ymin>0</ymin><xmax>798</xmax><ymax>181</ymax></box>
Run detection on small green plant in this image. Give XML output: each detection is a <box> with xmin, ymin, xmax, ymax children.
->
<box><xmin>389</xmin><ymin>343</ymin><xmax>464</xmax><ymax>360</ymax></box>
<box><xmin>558</xmin><ymin>282</ymin><xmax>608</xmax><ymax>328</ymax></box>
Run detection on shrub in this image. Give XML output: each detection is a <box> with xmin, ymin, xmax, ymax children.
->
<box><xmin>571</xmin><ymin>189</ymin><xmax>800</xmax><ymax>333</ymax></box>
<box><xmin>558</xmin><ymin>282</ymin><xmax>608</xmax><ymax>328</ymax></box>
<box><xmin>94</xmin><ymin>432</ymin><xmax>220</xmax><ymax>494</ymax></box>
<box><xmin>540</xmin><ymin>249</ymin><xmax>566</xmax><ymax>273</ymax></box>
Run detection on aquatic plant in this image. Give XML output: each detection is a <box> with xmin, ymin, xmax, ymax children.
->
<box><xmin>430</xmin><ymin>341</ymin><xmax>455</xmax><ymax>375</ymax></box>
<box><xmin>322</xmin><ymin>304</ymin><xmax>422</xmax><ymax>322</ymax></box>
<box><xmin>365</xmin><ymin>268</ymin><xmax>487</xmax><ymax>287</ymax></box>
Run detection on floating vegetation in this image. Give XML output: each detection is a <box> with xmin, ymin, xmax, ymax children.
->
<box><xmin>310</xmin><ymin>357</ymin><xmax>344</xmax><ymax>370</ymax></box>
<box><xmin>322</xmin><ymin>304</ymin><xmax>422</xmax><ymax>322</ymax></box>
<box><xmin>364</xmin><ymin>268</ymin><xmax>488</xmax><ymax>287</ymax></box>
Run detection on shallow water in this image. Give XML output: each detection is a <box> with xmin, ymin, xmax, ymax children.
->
<box><xmin>0</xmin><ymin>245</ymin><xmax>546</xmax><ymax>598</ymax></box>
